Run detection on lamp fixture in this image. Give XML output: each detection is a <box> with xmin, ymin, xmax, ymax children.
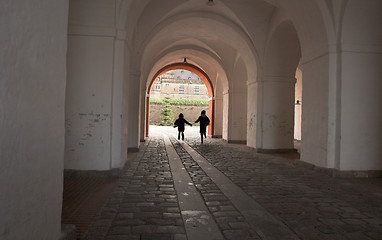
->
<box><xmin>207</xmin><ymin>0</ymin><xmax>215</xmax><ymax>6</ymax></box>
<box><xmin>184</xmin><ymin>58</ymin><xmax>187</xmax><ymax>63</ymax></box>
<box><xmin>296</xmin><ymin>100</ymin><xmax>302</xmax><ymax>105</ymax></box>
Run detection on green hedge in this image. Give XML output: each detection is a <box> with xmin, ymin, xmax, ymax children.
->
<box><xmin>150</xmin><ymin>97</ymin><xmax>208</xmax><ymax>106</ymax></box>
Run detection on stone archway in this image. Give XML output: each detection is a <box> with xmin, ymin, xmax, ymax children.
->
<box><xmin>146</xmin><ymin>62</ymin><xmax>215</xmax><ymax>137</ymax></box>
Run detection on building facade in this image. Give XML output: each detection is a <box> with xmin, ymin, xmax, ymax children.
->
<box><xmin>151</xmin><ymin>70</ymin><xmax>209</xmax><ymax>99</ymax></box>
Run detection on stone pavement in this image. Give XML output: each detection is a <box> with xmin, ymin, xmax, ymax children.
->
<box><xmin>83</xmin><ymin>127</ymin><xmax>382</xmax><ymax>240</ymax></box>
<box><xmin>62</xmin><ymin>177</ymin><xmax>118</xmax><ymax>239</ymax></box>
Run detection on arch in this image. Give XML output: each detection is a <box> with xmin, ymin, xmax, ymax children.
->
<box><xmin>134</xmin><ymin>10</ymin><xmax>260</xmax><ymax>87</ymax></box>
<box><xmin>143</xmin><ymin>45</ymin><xmax>229</xmax><ymax>93</ymax></box>
<box><xmin>254</xmin><ymin>18</ymin><xmax>301</xmax><ymax>151</ymax></box>
<box><xmin>145</xmin><ymin>62</ymin><xmax>215</xmax><ymax>137</ymax></box>
<box><xmin>264</xmin><ymin>20</ymin><xmax>301</xmax><ymax>77</ymax></box>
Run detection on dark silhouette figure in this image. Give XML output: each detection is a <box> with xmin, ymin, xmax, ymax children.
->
<box><xmin>174</xmin><ymin>113</ymin><xmax>192</xmax><ymax>140</ymax></box>
<box><xmin>195</xmin><ymin>110</ymin><xmax>210</xmax><ymax>144</ymax></box>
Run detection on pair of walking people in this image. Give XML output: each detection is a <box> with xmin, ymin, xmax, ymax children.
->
<box><xmin>173</xmin><ymin>110</ymin><xmax>210</xmax><ymax>143</ymax></box>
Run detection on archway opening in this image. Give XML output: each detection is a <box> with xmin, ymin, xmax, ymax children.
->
<box><xmin>294</xmin><ymin>67</ymin><xmax>302</xmax><ymax>154</ymax></box>
<box><xmin>146</xmin><ymin>62</ymin><xmax>215</xmax><ymax>137</ymax></box>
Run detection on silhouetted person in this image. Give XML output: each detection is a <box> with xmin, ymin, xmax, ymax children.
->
<box><xmin>195</xmin><ymin>110</ymin><xmax>210</xmax><ymax>144</ymax></box>
<box><xmin>174</xmin><ymin>113</ymin><xmax>192</xmax><ymax>140</ymax></box>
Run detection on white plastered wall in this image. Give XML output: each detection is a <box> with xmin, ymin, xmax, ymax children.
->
<box><xmin>338</xmin><ymin>0</ymin><xmax>382</xmax><ymax>170</ymax></box>
<box><xmin>214</xmin><ymin>74</ymin><xmax>225</xmax><ymax>137</ymax></box>
<box><xmin>222</xmin><ymin>91</ymin><xmax>230</xmax><ymax>140</ymax></box>
<box><xmin>66</xmin><ymin>36</ymin><xmax>113</xmax><ymax>170</ymax></box>
<box><xmin>226</xmin><ymin>58</ymin><xmax>248</xmax><ymax>142</ymax></box>
<box><xmin>274</xmin><ymin>1</ymin><xmax>332</xmax><ymax>167</ymax></box>
<box><xmin>0</xmin><ymin>0</ymin><xmax>68</xmax><ymax>239</ymax></box>
<box><xmin>253</xmin><ymin>13</ymin><xmax>301</xmax><ymax>151</ymax></box>
<box><xmin>126</xmin><ymin>70</ymin><xmax>142</xmax><ymax>151</ymax></box>
<box><xmin>261</xmin><ymin>78</ymin><xmax>296</xmax><ymax>149</ymax></box>
<box><xmin>247</xmin><ymin>81</ymin><xmax>260</xmax><ymax>148</ymax></box>
<box><xmin>300</xmin><ymin>55</ymin><xmax>329</xmax><ymax>168</ymax></box>
<box><xmin>65</xmin><ymin>0</ymin><xmax>127</xmax><ymax>170</ymax></box>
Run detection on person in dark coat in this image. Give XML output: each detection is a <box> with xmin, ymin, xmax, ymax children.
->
<box><xmin>195</xmin><ymin>110</ymin><xmax>210</xmax><ymax>144</ymax></box>
<box><xmin>174</xmin><ymin>113</ymin><xmax>192</xmax><ymax>140</ymax></box>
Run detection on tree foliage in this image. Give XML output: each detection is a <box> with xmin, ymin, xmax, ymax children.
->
<box><xmin>160</xmin><ymin>96</ymin><xmax>173</xmax><ymax>126</ymax></box>
<box><xmin>150</xmin><ymin>97</ymin><xmax>208</xmax><ymax>106</ymax></box>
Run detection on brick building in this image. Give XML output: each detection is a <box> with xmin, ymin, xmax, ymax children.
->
<box><xmin>151</xmin><ymin>70</ymin><xmax>209</xmax><ymax>99</ymax></box>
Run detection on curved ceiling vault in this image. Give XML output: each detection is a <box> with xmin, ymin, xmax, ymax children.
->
<box><xmin>138</xmin><ymin>12</ymin><xmax>259</xmax><ymax>91</ymax></box>
<box><xmin>120</xmin><ymin>0</ymin><xmax>331</xmax><ymax>89</ymax></box>
<box><xmin>121</xmin><ymin>0</ymin><xmax>270</xmax><ymax>90</ymax></box>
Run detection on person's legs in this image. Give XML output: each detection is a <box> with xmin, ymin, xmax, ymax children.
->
<box><xmin>181</xmin><ymin>132</ymin><xmax>184</xmax><ymax>140</ymax></box>
<box><xmin>200</xmin><ymin>133</ymin><xmax>204</xmax><ymax>144</ymax></box>
<box><xmin>178</xmin><ymin>131</ymin><xmax>180</xmax><ymax>140</ymax></box>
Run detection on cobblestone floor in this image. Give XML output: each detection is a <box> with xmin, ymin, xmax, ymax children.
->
<box><xmin>83</xmin><ymin>127</ymin><xmax>382</xmax><ymax>240</ymax></box>
<box><xmin>169</xmin><ymin>136</ymin><xmax>260</xmax><ymax>240</ymax></box>
<box><xmin>62</xmin><ymin>177</ymin><xmax>118</xmax><ymax>239</ymax></box>
<box><xmin>185</xmin><ymin>137</ymin><xmax>382</xmax><ymax>240</ymax></box>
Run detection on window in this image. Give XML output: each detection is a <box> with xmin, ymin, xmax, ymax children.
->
<box><xmin>194</xmin><ymin>86</ymin><xmax>200</xmax><ymax>95</ymax></box>
<box><xmin>179</xmin><ymin>85</ymin><xmax>184</xmax><ymax>94</ymax></box>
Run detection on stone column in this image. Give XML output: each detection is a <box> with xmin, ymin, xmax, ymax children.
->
<box><xmin>259</xmin><ymin>76</ymin><xmax>296</xmax><ymax>152</ymax></box>
<box><xmin>207</xmin><ymin>97</ymin><xmax>215</xmax><ymax>136</ymax></box>
<box><xmin>301</xmin><ymin>55</ymin><xmax>330</xmax><ymax>168</ymax></box>
<box><xmin>213</xmin><ymin>80</ymin><xmax>224</xmax><ymax>138</ymax></box>
<box><xmin>226</xmin><ymin>89</ymin><xmax>247</xmax><ymax>144</ymax></box>
<box><xmin>339</xmin><ymin>47</ymin><xmax>382</xmax><ymax>171</ymax></box>
<box><xmin>111</xmin><ymin>32</ymin><xmax>126</xmax><ymax>169</ymax></box>
<box><xmin>140</xmin><ymin>87</ymin><xmax>147</xmax><ymax>142</ymax></box>
<box><xmin>222</xmin><ymin>91</ymin><xmax>229</xmax><ymax>140</ymax></box>
<box><xmin>127</xmin><ymin>72</ymin><xmax>141</xmax><ymax>152</ymax></box>
<box><xmin>246</xmin><ymin>80</ymin><xmax>261</xmax><ymax>148</ymax></box>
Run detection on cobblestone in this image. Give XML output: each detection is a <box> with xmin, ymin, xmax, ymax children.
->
<box><xmin>84</xmin><ymin>130</ymin><xmax>382</xmax><ymax>240</ymax></box>
<box><xmin>84</xmin><ymin>137</ymin><xmax>186</xmax><ymax>240</ymax></box>
<box><xmin>169</xmin><ymin>136</ymin><xmax>259</xmax><ymax>240</ymax></box>
<box><xmin>185</xmin><ymin>136</ymin><xmax>382</xmax><ymax>240</ymax></box>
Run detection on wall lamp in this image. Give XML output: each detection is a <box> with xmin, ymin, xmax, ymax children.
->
<box><xmin>207</xmin><ymin>0</ymin><xmax>215</xmax><ymax>6</ymax></box>
<box><xmin>296</xmin><ymin>100</ymin><xmax>302</xmax><ymax>105</ymax></box>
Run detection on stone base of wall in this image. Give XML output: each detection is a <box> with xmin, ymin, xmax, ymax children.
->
<box><xmin>64</xmin><ymin>169</ymin><xmax>120</xmax><ymax>178</ymax></box>
<box><xmin>128</xmin><ymin>147</ymin><xmax>139</xmax><ymax>152</ymax></box>
<box><xmin>257</xmin><ymin>148</ymin><xmax>298</xmax><ymax>153</ymax></box>
<box><xmin>295</xmin><ymin>161</ymin><xmax>382</xmax><ymax>178</ymax></box>
<box><xmin>150</xmin><ymin>104</ymin><xmax>208</xmax><ymax>125</ymax></box>
<box><xmin>228</xmin><ymin>140</ymin><xmax>247</xmax><ymax>144</ymax></box>
<box><xmin>60</xmin><ymin>225</ymin><xmax>76</xmax><ymax>240</ymax></box>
